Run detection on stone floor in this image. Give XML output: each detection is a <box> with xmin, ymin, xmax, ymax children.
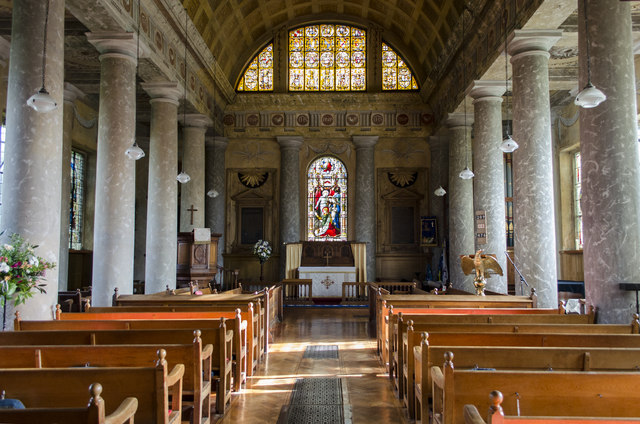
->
<box><xmin>215</xmin><ymin>307</ymin><xmax>408</xmax><ymax>424</ymax></box>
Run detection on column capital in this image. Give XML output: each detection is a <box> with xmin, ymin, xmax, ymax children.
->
<box><xmin>86</xmin><ymin>32</ymin><xmax>149</xmax><ymax>64</ymax></box>
<box><xmin>446</xmin><ymin>113</ymin><xmax>474</xmax><ymax>128</ymax></box>
<box><xmin>180</xmin><ymin>113</ymin><xmax>213</xmax><ymax>128</ymax></box>
<box><xmin>63</xmin><ymin>82</ymin><xmax>85</xmax><ymax>104</ymax></box>
<box><xmin>352</xmin><ymin>135</ymin><xmax>379</xmax><ymax>149</ymax></box>
<box><xmin>141</xmin><ymin>82</ymin><xmax>181</xmax><ymax>105</ymax></box>
<box><xmin>508</xmin><ymin>29</ymin><xmax>562</xmax><ymax>57</ymax></box>
<box><xmin>277</xmin><ymin>136</ymin><xmax>304</xmax><ymax>149</ymax></box>
<box><xmin>206</xmin><ymin>136</ymin><xmax>229</xmax><ymax>149</ymax></box>
<box><xmin>468</xmin><ymin>80</ymin><xmax>506</xmax><ymax>102</ymax></box>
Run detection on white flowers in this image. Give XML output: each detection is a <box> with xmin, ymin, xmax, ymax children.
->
<box><xmin>0</xmin><ymin>262</ymin><xmax>9</xmax><ymax>273</ymax></box>
<box><xmin>3</xmin><ymin>244</ymin><xmax>13</xmax><ymax>251</ymax></box>
<box><xmin>252</xmin><ymin>240</ymin><xmax>272</xmax><ymax>263</ymax></box>
<box><xmin>28</xmin><ymin>256</ymin><xmax>39</xmax><ymax>267</ymax></box>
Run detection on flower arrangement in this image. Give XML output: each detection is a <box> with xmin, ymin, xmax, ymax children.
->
<box><xmin>0</xmin><ymin>233</ymin><xmax>55</xmax><ymax>329</ymax></box>
<box><xmin>252</xmin><ymin>239</ymin><xmax>272</xmax><ymax>264</ymax></box>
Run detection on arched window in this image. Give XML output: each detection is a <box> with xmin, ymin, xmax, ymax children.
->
<box><xmin>237</xmin><ymin>43</ymin><xmax>273</xmax><ymax>91</ymax></box>
<box><xmin>307</xmin><ymin>157</ymin><xmax>348</xmax><ymax>241</ymax></box>
<box><xmin>382</xmin><ymin>42</ymin><xmax>418</xmax><ymax>90</ymax></box>
<box><xmin>289</xmin><ymin>24</ymin><xmax>366</xmax><ymax>92</ymax></box>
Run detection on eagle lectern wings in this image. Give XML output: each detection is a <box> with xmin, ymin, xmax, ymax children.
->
<box><xmin>460</xmin><ymin>249</ymin><xmax>503</xmax><ymax>280</ymax></box>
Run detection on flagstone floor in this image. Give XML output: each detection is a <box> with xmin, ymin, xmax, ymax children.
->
<box><xmin>215</xmin><ymin>307</ymin><xmax>408</xmax><ymax>424</ymax></box>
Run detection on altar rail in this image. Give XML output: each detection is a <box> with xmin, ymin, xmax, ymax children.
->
<box><xmin>280</xmin><ymin>279</ymin><xmax>313</xmax><ymax>305</ymax></box>
<box><xmin>342</xmin><ymin>282</ymin><xmax>369</xmax><ymax>305</ymax></box>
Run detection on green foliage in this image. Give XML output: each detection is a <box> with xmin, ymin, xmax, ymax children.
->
<box><xmin>0</xmin><ymin>233</ymin><xmax>56</xmax><ymax>307</ymax></box>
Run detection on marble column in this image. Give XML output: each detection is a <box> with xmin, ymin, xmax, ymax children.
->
<box><xmin>141</xmin><ymin>82</ymin><xmax>181</xmax><ymax>293</ymax></box>
<box><xmin>133</xmin><ymin>137</ymin><xmax>149</xmax><ymax>286</ymax></box>
<box><xmin>428</xmin><ymin>135</ymin><xmax>449</xmax><ymax>279</ymax></box>
<box><xmin>508</xmin><ymin>30</ymin><xmax>561</xmax><ymax>307</ymax></box>
<box><xmin>205</xmin><ymin>136</ymin><xmax>228</xmax><ymax>285</ymax></box>
<box><xmin>446</xmin><ymin>113</ymin><xmax>475</xmax><ymax>292</ymax></box>
<box><xmin>2</xmin><ymin>0</ymin><xmax>65</xmax><ymax>323</ymax></box>
<box><xmin>87</xmin><ymin>32</ymin><xmax>139</xmax><ymax>306</ymax></box>
<box><xmin>179</xmin><ymin>114</ymin><xmax>211</xmax><ymax>232</ymax></box>
<box><xmin>469</xmin><ymin>81</ymin><xmax>508</xmax><ymax>293</ymax></box>
<box><xmin>277</xmin><ymin>136</ymin><xmax>303</xmax><ymax>280</ymax></box>
<box><xmin>59</xmin><ymin>83</ymin><xmax>84</xmax><ymax>291</ymax></box>
<box><xmin>353</xmin><ymin>136</ymin><xmax>378</xmax><ymax>282</ymax></box>
<box><xmin>578</xmin><ymin>2</ymin><xmax>640</xmax><ymax>323</ymax></box>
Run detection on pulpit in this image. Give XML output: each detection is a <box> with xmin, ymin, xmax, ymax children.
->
<box><xmin>298</xmin><ymin>241</ymin><xmax>357</xmax><ymax>299</ymax></box>
<box><xmin>176</xmin><ymin>230</ymin><xmax>221</xmax><ymax>288</ymax></box>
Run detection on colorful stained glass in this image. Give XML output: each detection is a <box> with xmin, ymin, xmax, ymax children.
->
<box><xmin>237</xmin><ymin>43</ymin><xmax>273</xmax><ymax>92</ymax></box>
<box><xmin>381</xmin><ymin>42</ymin><xmax>418</xmax><ymax>91</ymax></box>
<box><xmin>307</xmin><ymin>156</ymin><xmax>348</xmax><ymax>242</ymax></box>
<box><xmin>289</xmin><ymin>24</ymin><xmax>366</xmax><ymax>91</ymax></box>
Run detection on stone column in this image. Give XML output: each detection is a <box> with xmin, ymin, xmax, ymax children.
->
<box><xmin>141</xmin><ymin>82</ymin><xmax>181</xmax><ymax>293</ymax></box>
<box><xmin>1</xmin><ymin>0</ymin><xmax>64</xmax><ymax>324</ymax></box>
<box><xmin>446</xmin><ymin>113</ymin><xmax>475</xmax><ymax>292</ymax></box>
<box><xmin>508</xmin><ymin>30</ymin><xmax>561</xmax><ymax>307</ymax></box>
<box><xmin>59</xmin><ymin>83</ymin><xmax>84</xmax><ymax>291</ymax></box>
<box><xmin>428</xmin><ymin>136</ymin><xmax>449</xmax><ymax>279</ymax></box>
<box><xmin>133</xmin><ymin>137</ymin><xmax>149</xmax><ymax>286</ymax></box>
<box><xmin>579</xmin><ymin>2</ymin><xmax>640</xmax><ymax>323</ymax></box>
<box><xmin>87</xmin><ymin>32</ymin><xmax>139</xmax><ymax>306</ymax></box>
<box><xmin>353</xmin><ymin>136</ymin><xmax>378</xmax><ymax>282</ymax></box>
<box><xmin>205</xmin><ymin>136</ymin><xmax>228</xmax><ymax>284</ymax></box>
<box><xmin>469</xmin><ymin>81</ymin><xmax>508</xmax><ymax>293</ymax></box>
<box><xmin>179</xmin><ymin>114</ymin><xmax>211</xmax><ymax>232</ymax></box>
<box><xmin>277</xmin><ymin>136</ymin><xmax>303</xmax><ymax>280</ymax></box>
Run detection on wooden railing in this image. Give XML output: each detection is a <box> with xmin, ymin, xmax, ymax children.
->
<box><xmin>216</xmin><ymin>265</ymin><xmax>239</xmax><ymax>291</ymax></box>
<box><xmin>280</xmin><ymin>279</ymin><xmax>313</xmax><ymax>304</ymax></box>
<box><xmin>372</xmin><ymin>281</ymin><xmax>417</xmax><ymax>295</ymax></box>
<box><xmin>342</xmin><ymin>282</ymin><xmax>369</xmax><ymax>305</ymax></box>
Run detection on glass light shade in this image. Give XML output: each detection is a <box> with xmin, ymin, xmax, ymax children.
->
<box><xmin>500</xmin><ymin>134</ymin><xmax>519</xmax><ymax>153</ymax></box>
<box><xmin>574</xmin><ymin>82</ymin><xmax>606</xmax><ymax>108</ymax></box>
<box><xmin>26</xmin><ymin>88</ymin><xmax>57</xmax><ymax>112</ymax></box>
<box><xmin>434</xmin><ymin>186</ymin><xmax>446</xmax><ymax>197</ymax></box>
<box><xmin>207</xmin><ymin>189</ymin><xmax>219</xmax><ymax>198</ymax></box>
<box><xmin>459</xmin><ymin>166</ymin><xmax>474</xmax><ymax>180</ymax></box>
<box><xmin>176</xmin><ymin>171</ymin><xmax>191</xmax><ymax>184</ymax></box>
<box><xmin>125</xmin><ymin>143</ymin><xmax>145</xmax><ymax>160</ymax></box>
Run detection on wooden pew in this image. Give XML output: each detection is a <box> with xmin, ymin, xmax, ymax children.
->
<box><xmin>0</xmin><ymin>332</ymin><xmax>214</xmax><ymax>423</ymax></box>
<box><xmin>463</xmin><ymin>391</ymin><xmax>640</xmax><ymax>424</ymax></box>
<box><xmin>0</xmin><ymin>350</ymin><xmax>184</xmax><ymax>424</ymax></box>
<box><xmin>430</xmin><ymin>352</ymin><xmax>640</xmax><ymax>424</ymax></box>
<box><xmin>415</xmin><ymin>340</ymin><xmax>640</xmax><ymax>423</ymax></box>
<box><xmin>0</xmin><ymin>326</ymin><xmax>234</xmax><ymax>415</ymax></box>
<box><xmin>0</xmin><ymin>383</ymin><xmax>138</xmax><ymax>424</ymax></box>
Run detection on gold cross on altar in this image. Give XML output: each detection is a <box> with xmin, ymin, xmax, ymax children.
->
<box><xmin>187</xmin><ymin>204</ymin><xmax>198</xmax><ymax>225</ymax></box>
<box><xmin>322</xmin><ymin>248</ymin><xmax>332</xmax><ymax>266</ymax></box>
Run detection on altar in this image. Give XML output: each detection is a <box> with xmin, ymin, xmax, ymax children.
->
<box><xmin>298</xmin><ymin>266</ymin><xmax>357</xmax><ymax>298</ymax></box>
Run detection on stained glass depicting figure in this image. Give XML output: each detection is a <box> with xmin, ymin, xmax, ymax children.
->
<box><xmin>381</xmin><ymin>42</ymin><xmax>418</xmax><ymax>91</ymax></box>
<box><xmin>307</xmin><ymin>157</ymin><xmax>348</xmax><ymax>241</ymax></box>
<box><xmin>237</xmin><ymin>43</ymin><xmax>273</xmax><ymax>91</ymax></box>
<box><xmin>290</xmin><ymin>24</ymin><xmax>366</xmax><ymax>91</ymax></box>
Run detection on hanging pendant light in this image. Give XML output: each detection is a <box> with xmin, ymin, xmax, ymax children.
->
<box><xmin>27</xmin><ymin>0</ymin><xmax>57</xmax><ymax>113</ymax></box>
<box><xmin>499</xmin><ymin>0</ymin><xmax>519</xmax><ymax>153</ymax></box>
<box><xmin>574</xmin><ymin>0</ymin><xmax>606</xmax><ymax>108</ymax></box>
<box><xmin>458</xmin><ymin>7</ymin><xmax>474</xmax><ymax>180</ymax></box>
<box><xmin>207</xmin><ymin>189</ymin><xmax>219</xmax><ymax>198</ymax></box>
<box><xmin>434</xmin><ymin>186</ymin><xmax>447</xmax><ymax>197</ymax></box>
<box><xmin>125</xmin><ymin>0</ymin><xmax>145</xmax><ymax>160</ymax></box>
<box><xmin>177</xmin><ymin>8</ymin><xmax>191</xmax><ymax>184</ymax></box>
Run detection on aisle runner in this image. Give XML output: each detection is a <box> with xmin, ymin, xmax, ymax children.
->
<box><xmin>278</xmin><ymin>345</ymin><xmax>351</xmax><ymax>424</ymax></box>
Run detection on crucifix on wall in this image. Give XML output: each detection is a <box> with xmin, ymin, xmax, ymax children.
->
<box><xmin>187</xmin><ymin>204</ymin><xmax>198</xmax><ymax>225</ymax></box>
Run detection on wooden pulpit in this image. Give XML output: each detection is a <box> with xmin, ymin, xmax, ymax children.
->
<box><xmin>176</xmin><ymin>231</ymin><xmax>221</xmax><ymax>288</ymax></box>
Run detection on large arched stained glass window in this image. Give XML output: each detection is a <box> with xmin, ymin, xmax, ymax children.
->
<box><xmin>237</xmin><ymin>44</ymin><xmax>273</xmax><ymax>91</ymax></box>
<box><xmin>382</xmin><ymin>42</ymin><xmax>418</xmax><ymax>90</ymax></box>
<box><xmin>290</xmin><ymin>24</ymin><xmax>366</xmax><ymax>92</ymax></box>
<box><xmin>307</xmin><ymin>157</ymin><xmax>348</xmax><ymax>241</ymax></box>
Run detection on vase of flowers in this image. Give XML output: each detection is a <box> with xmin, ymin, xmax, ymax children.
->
<box><xmin>252</xmin><ymin>239</ymin><xmax>272</xmax><ymax>282</ymax></box>
<box><xmin>0</xmin><ymin>233</ymin><xmax>55</xmax><ymax>330</ymax></box>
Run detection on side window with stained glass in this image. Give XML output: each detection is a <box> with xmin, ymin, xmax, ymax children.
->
<box><xmin>70</xmin><ymin>150</ymin><xmax>86</xmax><ymax>250</ymax></box>
<box><xmin>289</xmin><ymin>24</ymin><xmax>366</xmax><ymax>92</ymax></box>
<box><xmin>382</xmin><ymin>42</ymin><xmax>418</xmax><ymax>90</ymax></box>
<box><xmin>237</xmin><ymin>43</ymin><xmax>273</xmax><ymax>91</ymax></box>
<box><xmin>307</xmin><ymin>157</ymin><xmax>348</xmax><ymax>241</ymax></box>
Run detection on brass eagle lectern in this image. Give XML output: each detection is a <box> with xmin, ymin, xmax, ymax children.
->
<box><xmin>460</xmin><ymin>249</ymin><xmax>503</xmax><ymax>295</ymax></box>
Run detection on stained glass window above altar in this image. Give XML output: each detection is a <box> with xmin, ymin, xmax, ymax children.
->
<box><xmin>307</xmin><ymin>156</ymin><xmax>347</xmax><ymax>241</ymax></box>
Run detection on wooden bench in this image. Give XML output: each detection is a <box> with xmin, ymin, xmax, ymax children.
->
<box><xmin>0</xmin><ymin>382</ymin><xmax>138</xmax><ymax>424</ymax></box>
<box><xmin>415</xmin><ymin>341</ymin><xmax>640</xmax><ymax>423</ymax></box>
<box><xmin>0</xmin><ymin>332</ymin><xmax>214</xmax><ymax>423</ymax></box>
<box><xmin>1</xmin><ymin>326</ymin><xmax>234</xmax><ymax>415</ymax></box>
<box><xmin>463</xmin><ymin>391</ymin><xmax>640</xmax><ymax>424</ymax></box>
<box><xmin>430</xmin><ymin>352</ymin><xmax>640</xmax><ymax>424</ymax></box>
<box><xmin>0</xmin><ymin>350</ymin><xmax>183</xmax><ymax>424</ymax></box>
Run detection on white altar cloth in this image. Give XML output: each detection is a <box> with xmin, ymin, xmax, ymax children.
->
<box><xmin>298</xmin><ymin>266</ymin><xmax>357</xmax><ymax>298</ymax></box>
